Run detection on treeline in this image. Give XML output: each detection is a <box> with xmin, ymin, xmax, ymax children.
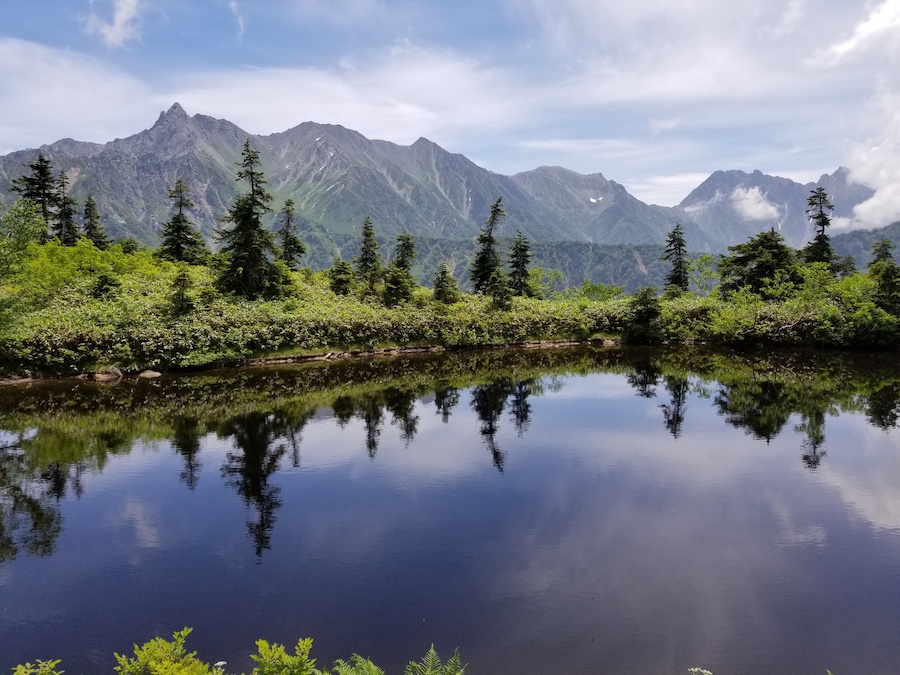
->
<box><xmin>4</xmin><ymin>141</ymin><xmax>575</xmax><ymax>304</ymax></box>
<box><xmin>4</xmin><ymin>142</ymin><xmax>667</xmax><ymax>293</ymax></box>
<box><xmin>3</xmin><ymin>139</ymin><xmax>900</xmax><ymax>375</ymax></box>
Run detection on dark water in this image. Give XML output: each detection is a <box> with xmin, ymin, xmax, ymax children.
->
<box><xmin>2</xmin><ymin>347</ymin><xmax>900</xmax><ymax>674</ymax></box>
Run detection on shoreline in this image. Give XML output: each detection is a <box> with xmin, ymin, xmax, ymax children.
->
<box><xmin>0</xmin><ymin>337</ymin><xmax>620</xmax><ymax>385</ymax></box>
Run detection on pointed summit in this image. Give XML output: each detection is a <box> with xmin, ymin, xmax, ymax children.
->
<box><xmin>156</xmin><ymin>102</ymin><xmax>191</xmax><ymax>126</ymax></box>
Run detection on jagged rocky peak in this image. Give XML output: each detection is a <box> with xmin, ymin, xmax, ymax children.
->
<box><xmin>159</xmin><ymin>102</ymin><xmax>191</xmax><ymax>124</ymax></box>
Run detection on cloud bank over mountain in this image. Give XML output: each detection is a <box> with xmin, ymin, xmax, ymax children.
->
<box><xmin>1</xmin><ymin>1</ymin><xmax>898</xmax><ymax>227</ymax></box>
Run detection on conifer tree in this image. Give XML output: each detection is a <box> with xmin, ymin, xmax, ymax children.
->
<box><xmin>54</xmin><ymin>171</ymin><xmax>80</xmax><ymax>246</ymax></box>
<box><xmin>354</xmin><ymin>216</ymin><xmax>382</xmax><ymax>295</ymax></box>
<box><xmin>433</xmin><ymin>261</ymin><xmax>460</xmax><ymax>304</ymax></box>
<box><xmin>661</xmin><ymin>223</ymin><xmax>689</xmax><ymax>292</ymax></box>
<box><xmin>217</xmin><ymin>140</ymin><xmax>278</xmax><ymax>298</ymax></box>
<box><xmin>868</xmin><ymin>238</ymin><xmax>900</xmax><ymax>313</ymax></box>
<box><xmin>10</xmin><ymin>153</ymin><xmax>57</xmax><ymax>230</ymax></box>
<box><xmin>384</xmin><ymin>232</ymin><xmax>417</xmax><ymax>307</ymax></box>
<box><xmin>275</xmin><ymin>199</ymin><xmax>306</xmax><ymax>270</ymax></box>
<box><xmin>487</xmin><ymin>266</ymin><xmax>512</xmax><ymax>310</ymax></box>
<box><xmin>802</xmin><ymin>187</ymin><xmax>836</xmax><ymax>266</ymax></box>
<box><xmin>718</xmin><ymin>229</ymin><xmax>798</xmax><ymax>297</ymax></box>
<box><xmin>169</xmin><ymin>265</ymin><xmax>194</xmax><ymax>316</ymax></box>
<box><xmin>160</xmin><ymin>178</ymin><xmax>207</xmax><ymax>264</ymax></box>
<box><xmin>82</xmin><ymin>194</ymin><xmax>110</xmax><ymax>250</ymax></box>
<box><xmin>329</xmin><ymin>258</ymin><xmax>354</xmax><ymax>295</ymax></box>
<box><xmin>508</xmin><ymin>230</ymin><xmax>534</xmax><ymax>297</ymax></box>
<box><xmin>470</xmin><ymin>197</ymin><xmax>505</xmax><ymax>294</ymax></box>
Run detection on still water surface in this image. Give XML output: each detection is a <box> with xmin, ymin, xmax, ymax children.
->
<box><xmin>2</xmin><ymin>347</ymin><xmax>900</xmax><ymax>674</ymax></box>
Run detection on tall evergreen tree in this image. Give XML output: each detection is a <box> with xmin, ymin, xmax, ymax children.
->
<box><xmin>802</xmin><ymin>187</ymin><xmax>836</xmax><ymax>266</ymax></box>
<box><xmin>275</xmin><ymin>199</ymin><xmax>306</xmax><ymax>270</ymax></box>
<box><xmin>53</xmin><ymin>171</ymin><xmax>80</xmax><ymax>246</ymax></box>
<box><xmin>508</xmin><ymin>231</ymin><xmax>534</xmax><ymax>297</ymax></box>
<box><xmin>81</xmin><ymin>194</ymin><xmax>110</xmax><ymax>250</ymax></box>
<box><xmin>160</xmin><ymin>178</ymin><xmax>207</xmax><ymax>263</ymax></box>
<box><xmin>384</xmin><ymin>232</ymin><xmax>417</xmax><ymax>307</ymax></box>
<box><xmin>661</xmin><ymin>223</ymin><xmax>689</xmax><ymax>292</ymax></box>
<box><xmin>393</xmin><ymin>231</ymin><xmax>416</xmax><ymax>271</ymax></box>
<box><xmin>354</xmin><ymin>216</ymin><xmax>382</xmax><ymax>295</ymax></box>
<box><xmin>10</xmin><ymin>153</ymin><xmax>57</xmax><ymax>230</ymax></box>
<box><xmin>470</xmin><ymin>197</ymin><xmax>505</xmax><ymax>294</ymax></box>
<box><xmin>217</xmin><ymin>140</ymin><xmax>278</xmax><ymax>298</ymax></box>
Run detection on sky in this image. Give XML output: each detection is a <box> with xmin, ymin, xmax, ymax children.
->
<box><xmin>1</xmin><ymin>0</ymin><xmax>899</xmax><ymax>226</ymax></box>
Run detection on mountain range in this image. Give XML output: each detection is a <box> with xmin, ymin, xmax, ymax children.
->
<box><xmin>0</xmin><ymin>103</ymin><xmax>893</xmax><ymax>289</ymax></box>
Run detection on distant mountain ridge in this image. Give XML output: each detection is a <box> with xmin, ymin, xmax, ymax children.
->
<box><xmin>0</xmin><ymin>103</ymin><xmax>881</xmax><ymax>254</ymax></box>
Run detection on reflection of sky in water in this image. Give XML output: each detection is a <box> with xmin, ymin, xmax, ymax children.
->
<box><xmin>2</xmin><ymin>372</ymin><xmax>900</xmax><ymax>675</ymax></box>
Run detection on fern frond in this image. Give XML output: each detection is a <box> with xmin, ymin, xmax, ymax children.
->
<box><xmin>329</xmin><ymin>654</ymin><xmax>384</xmax><ymax>675</ymax></box>
<box><xmin>404</xmin><ymin>645</ymin><xmax>448</xmax><ymax>675</ymax></box>
<box><xmin>442</xmin><ymin>649</ymin><xmax>466</xmax><ymax>675</ymax></box>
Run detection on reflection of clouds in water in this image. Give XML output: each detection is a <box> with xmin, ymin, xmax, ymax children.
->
<box><xmin>768</xmin><ymin>495</ymin><xmax>827</xmax><ymax>546</ymax></box>
<box><xmin>122</xmin><ymin>500</ymin><xmax>160</xmax><ymax>550</ymax></box>
<box><xmin>485</xmin><ymin>468</ymin><xmax>784</xmax><ymax>670</ymax></box>
<box><xmin>816</xmin><ymin>424</ymin><xmax>900</xmax><ymax>532</ymax></box>
<box><xmin>298</xmin><ymin>398</ymin><xmax>494</xmax><ymax>480</ymax></box>
<box><xmin>535</xmin><ymin>373</ymin><xmax>634</xmax><ymax>400</ymax></box>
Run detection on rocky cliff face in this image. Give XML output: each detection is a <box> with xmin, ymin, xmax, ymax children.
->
<box><xmin>0</xmin><ymin>103</ymin><xmax>877</xmax><ymax>251</ymax></box>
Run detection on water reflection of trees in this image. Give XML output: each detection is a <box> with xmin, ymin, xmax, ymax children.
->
<box><xmin>469</xmin><ymin>378</ymin><xmax>541</xmax><ymax>472</ymax></box>
<box><xmin>216</xmin><ymin>409</ymin><xmax>314</xmax><ymax>557</ymax></box>
<box><xmin>1</xmin><ymin>434</ymin><xmax>63</xmax><ymax>562</ymax></box>
<box><xmin>6</xmin><ymin>348</ymin><xmax>900</xmax><ymax>561</ymax></box>
<box><xmin>660</xmin><ymin>376</ymin><xmax>689</xmax><ymax>439</ymax></box>
<box><xmin>626</xmin><ymin>363</ymin><xmax>689</xmax><ymax>439</ymax></box>
<box><xmin>171</xmin><ymin>416</ymin><xmax>203</xmax><ymax>490</ymax></box>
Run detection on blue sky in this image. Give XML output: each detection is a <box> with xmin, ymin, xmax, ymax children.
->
<box><xmin>1</xmin><ymin>0</ymin><xmax>899</xmax><ymax>226</ymax></box>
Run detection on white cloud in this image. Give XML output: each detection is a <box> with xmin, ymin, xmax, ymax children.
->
<box><xmin>761</xmin><ymin>0</ymin><xmax>805</xmax><ymax>39</ymax></box>
<box><xmin>85</xmin><ymin>0</ymin><xmax>144</xmax><ymax>47</ymax></box>
<box><xmin>228</xmin><ymin>1</ymin><xmax>246</xmax><ymax>41</ymax></box>
<box><xmin>846</xmin><ymin>88</ymin><xmax>900</xmax><ymax>228</ymax></box>
<box><xmin>0</xmin><ymin>38</ymin><xmax>156</xmax><ymax>153</ymax></box>
<box><xmin>167</xmin><ymin>44</ymin><xmax>527</xmax><ymax>147</ymax></box>
<box><xmin>731</xmin><ymin>186</ymin><xmax>780</xmax><ymax>221</ymax></box>
<box><xmin>818</xmin><ymin>0</ymin><xmax>900</xmax><ymax>64</ymax></box>
<box><xmin>649</xmin><ymin>117</ymin><xmax>680</xmax><ymax>134</ymax></box>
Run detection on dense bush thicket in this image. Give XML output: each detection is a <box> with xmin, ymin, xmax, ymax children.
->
<box><xmin>1</xmin><ymin>230</ymin><xmax>899</xmax><ymax>375</ymax></box>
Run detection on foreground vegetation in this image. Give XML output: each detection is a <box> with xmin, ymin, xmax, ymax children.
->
<box><xmin>14</xmin><ymin>628</ymin><xmax>465</xmax><ymax>675</ymax></box>
<box><xmin>3</xmin><ymin>147</ymin><xmax>900</xmax><ymax>376</ymax></box>
<box><xmin>13</xmin><ymin>628</ymin><xmax>728</xmax><ymax>674</ymax></box>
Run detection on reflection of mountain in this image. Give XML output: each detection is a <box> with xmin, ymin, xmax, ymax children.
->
<box><xmin>4</xmin><ymin>347</ymin><xmax>900</xmax><ymax>561</ymax></box>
